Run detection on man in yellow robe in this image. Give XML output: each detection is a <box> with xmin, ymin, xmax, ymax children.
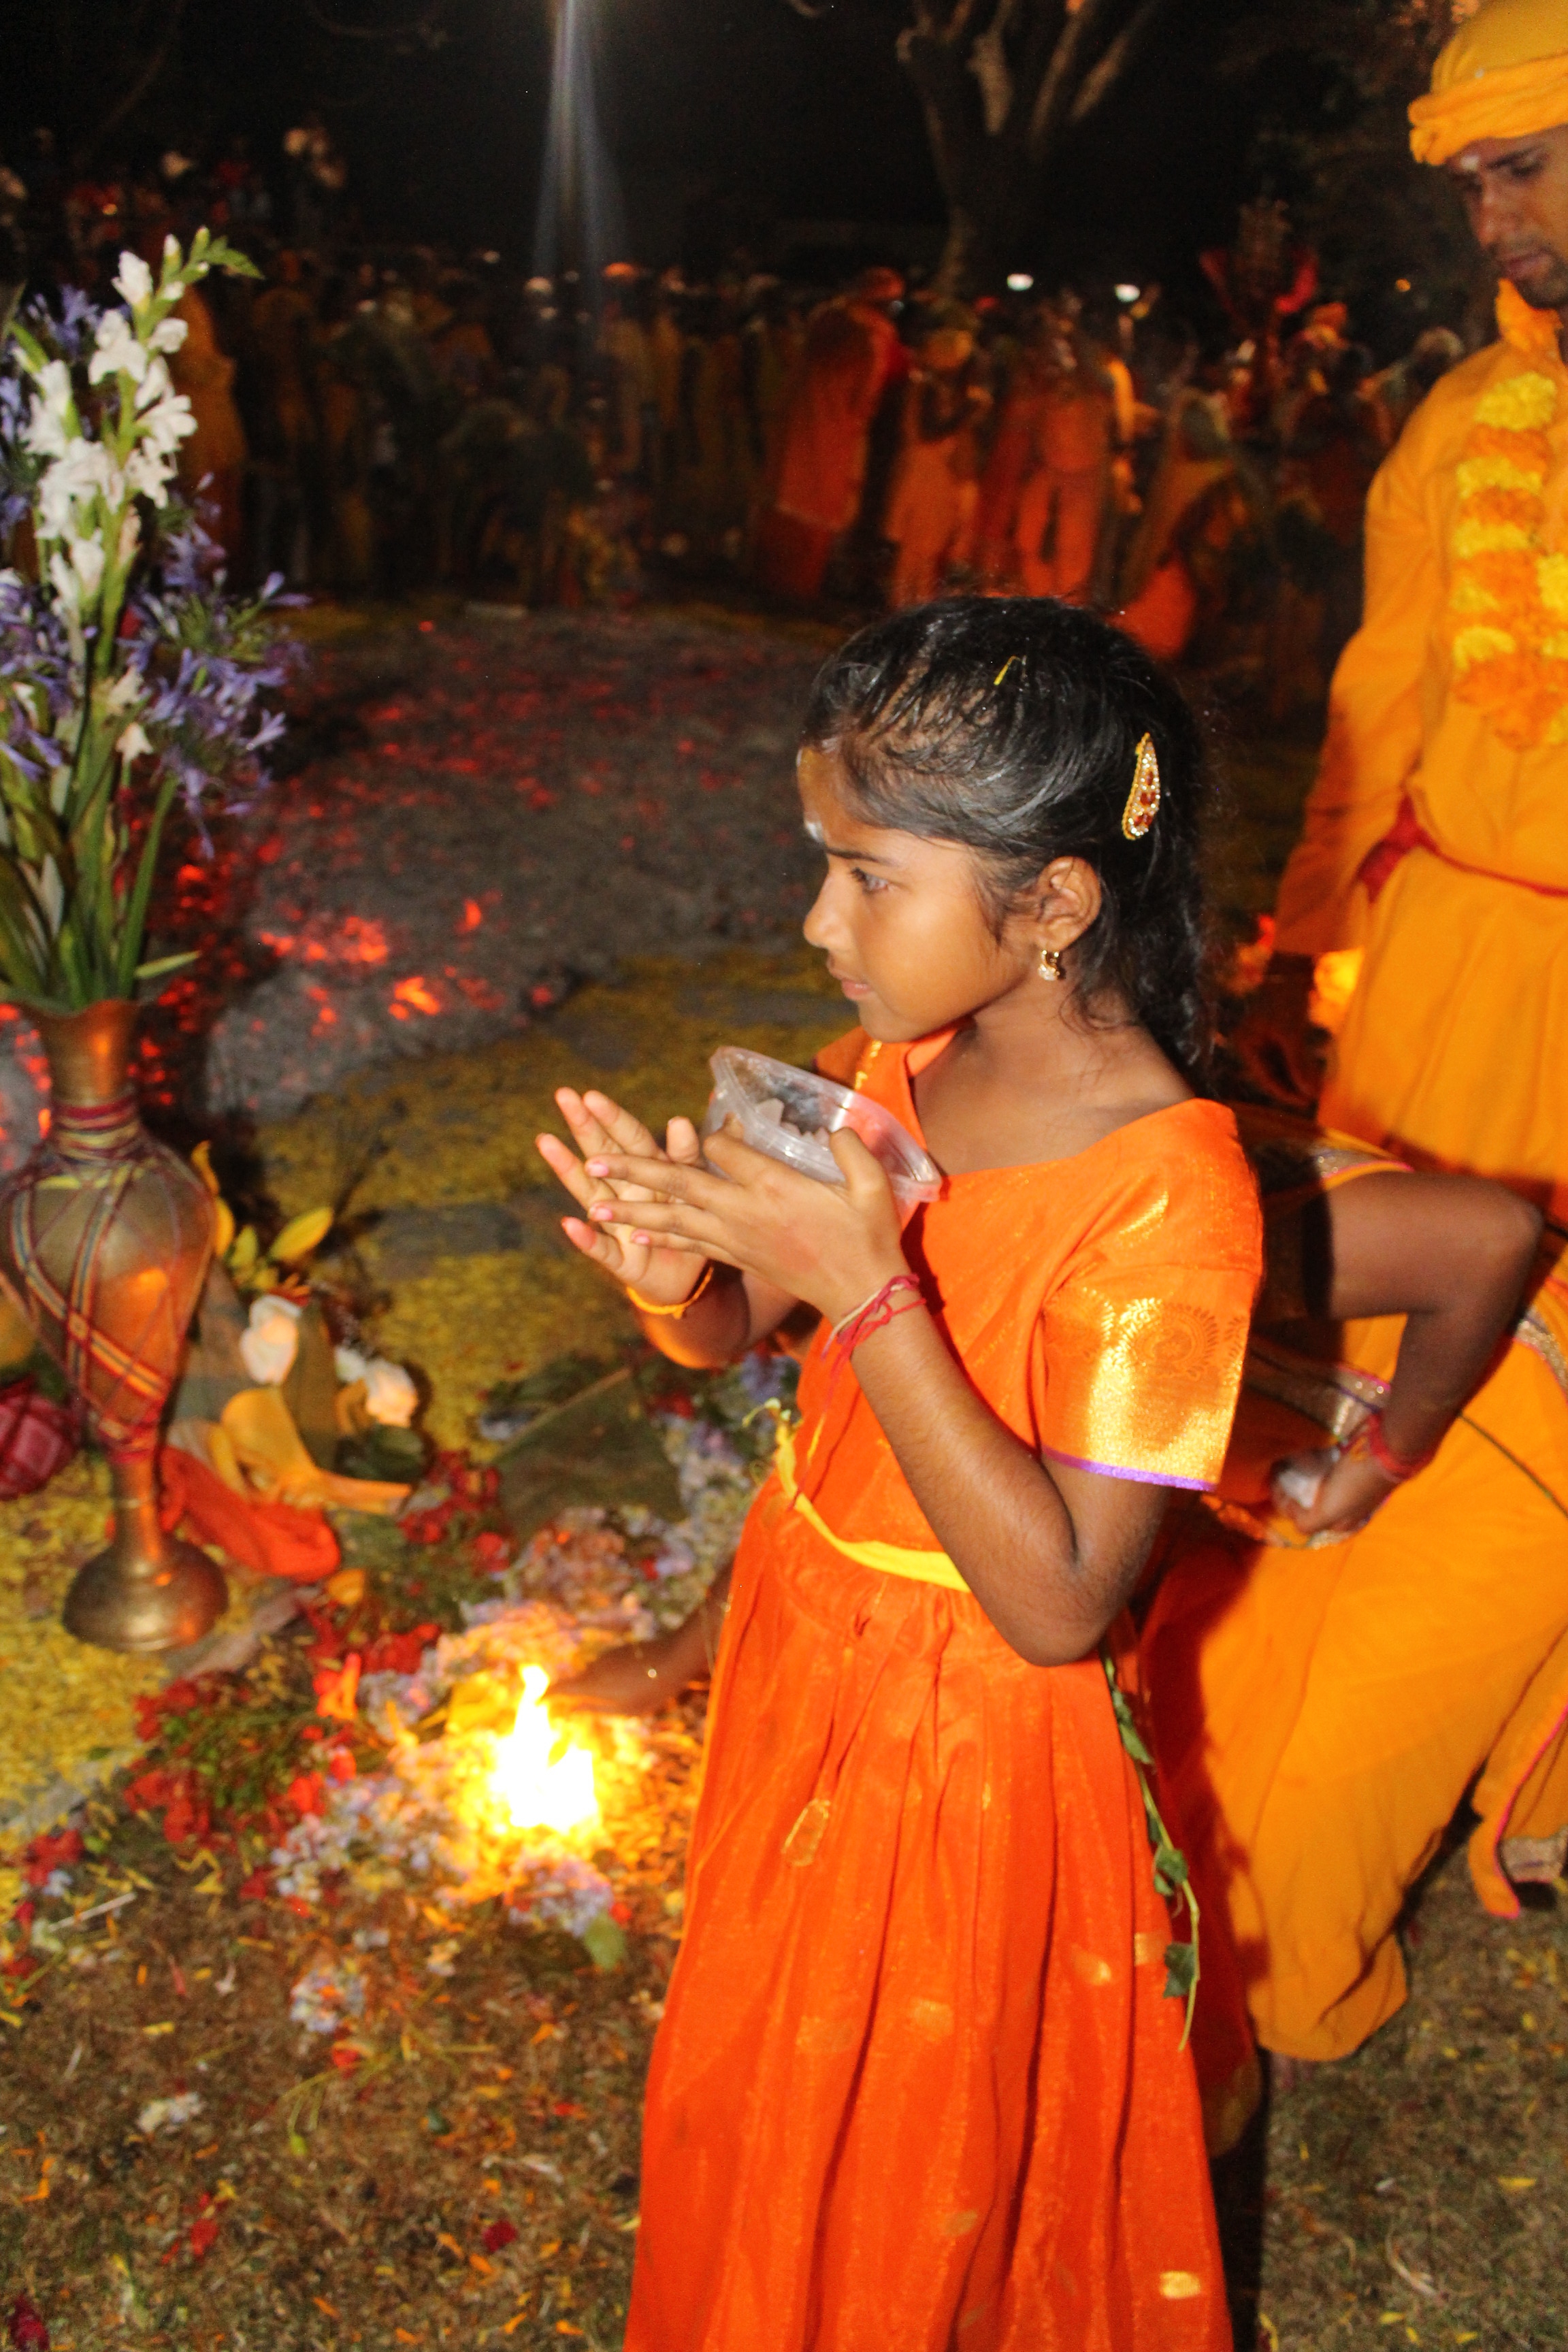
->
<box><xmin>1239</xmin><ymin>0</ymin><xmax>1568</xmax><ymax>1235</ymax></box>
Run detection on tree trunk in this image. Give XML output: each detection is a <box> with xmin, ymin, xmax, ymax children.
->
<box><xmin>78</xmin><ymin>0</ymin><xmax>191</xmax><ymax>169</ymax></box>
<box><xmin>899</xmin><ymin>21</ymin><xmax>1034</xmax><ymax>297</ymax></box>
<box><xmin>897</xmin><ymin>0</ymin><xmax>1180</xmax><ymax>299</ymax></box>
<box><xmin>932</xmin><ymin>180</ymin><xmax>1028</xmax><ymax>296</ymax></box>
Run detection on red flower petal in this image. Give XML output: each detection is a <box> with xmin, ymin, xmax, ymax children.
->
<box><xmin>7</xmin><ymin>2292</ymin><xmax>50</xmax><ymax>2349</ymax></box>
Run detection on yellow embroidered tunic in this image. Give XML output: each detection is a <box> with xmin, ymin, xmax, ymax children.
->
<box><xmin>1273</xmin><ymin>285</ymin><xmax>1568</xmax><ymax>1222</ymax></box>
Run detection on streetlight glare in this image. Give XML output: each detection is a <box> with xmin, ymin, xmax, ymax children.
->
<box><xmin>1115</xmin><ymin>282</ymin><xmax>1141</xmax><ymax>304</ymax></box>
<box><xmin>1007</xmin><ymin>272</ymin><xmax>1034</xmax><ymax>292</ymax></box>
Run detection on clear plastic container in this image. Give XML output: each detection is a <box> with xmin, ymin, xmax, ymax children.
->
<box><xmin>700</xmin><ymin>1047</ymin><xmax>942</xmax><ymax>1209</ymax></box>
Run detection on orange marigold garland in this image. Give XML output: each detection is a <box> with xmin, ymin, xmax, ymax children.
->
<box><xmin>1448</xmin><ymin>287</ymin><xmax>1568</xmax><ymax>751</ymax></box>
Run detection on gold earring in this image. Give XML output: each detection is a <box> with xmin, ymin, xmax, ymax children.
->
<box><xmin>1038</xmin><ymin>945</ymin><xmax>1065</xmax><ymax>983</ymax></box>
<box><xmin>1122</xmin><ymin>732</ymin><xmax>1161</xmax><ymax>840</ymax></box>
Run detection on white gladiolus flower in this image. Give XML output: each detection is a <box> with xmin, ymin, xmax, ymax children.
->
<box><xmin>116</xmin><ymin>721</ymin><xmax>152</xmax><ymax>764</ymax></box>
<box><xmin>24</xmin><ymin>404</ymin><xmax>70</xmax><ymax>461</ymax></box>
<box><xmin>361</xmin><ymin>1359</ymin><xmax>419</xmax><ymax>1428</ymax></box>
<box><xmin>104</xmin><ymin>667</ymin><xmax>143</xmax><ymax>713</ymax></box>
<box><xmin>34</xmin><ymin>444</ymin><xmax>121</xmax><ymax>545</ymax></box>
<box><xmin>148</xmin><ymin>314</ymin><xmax>188</xmax><ymax>355</ymax></box>
<box><xmin>33</xmin><ymin>359</ymin><xmax>74</xmax><ymax>417</ymax></box>
<box><xmin>124</xmin><ymin>448</ymin><xmax>174</xmax><ymax>507</ymax></box>
<box><xmin>23</xmin><ymin>362</ymin><xmax>76</xmax><ymax>459</ymax></box>
<box><xmin>134</xmin><ymin>356</ymin><xmax>172</xmax><ymax>410</ymax></box>
<box><xmin>88</xmin><ymin>311</ymin><xmax>148</xmax><ymax>385</ymax></box>
<box><xmin>69</xmin><ymin>538</ymin><xmax>105</xmax><ymax>600</ymax></box>
<box><xmin>48</xmin><ymin>551</ymin><xmax>80</xmax><ymax>608</ymax></box>
<box><xmin>113</xmin><ymin>251</ymin><xmax>154</xmax><ymax>311</ymax></box>
<box><xmin>239</xmin><ymin>1294</ymin><xmax>304</xmax><ymax>1387</ymax></box>
<box><xmin>118</xmin><ymin>508</ymin><xmax>141</xmax><ymax>566</ymax></box>
<box><xmin>163</xmin><ymin>233</ymin><xmax>180</xmax><ymax>268</ymax></box>
<box><xmin>333</xmin><ymin>1345</ymin><xmax>369</xmax><ymax>1386</ymax></box>
<box><xmin>136</xmin><ymin>389</ymin><xmax>195</xmax><ymax>457</ymax></box>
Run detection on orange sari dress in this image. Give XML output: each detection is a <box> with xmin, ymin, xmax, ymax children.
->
<box><xmin>626</xmin><ymin>1030</ymin><xmax>1261</xmax><ymax>2352</ymax></box>
<box><xmin>1141</xmin><ymin>1110</ymin><xmax>1568</xmax><ymax>2132</ymax></box>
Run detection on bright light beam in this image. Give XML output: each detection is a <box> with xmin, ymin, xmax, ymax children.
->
<box><xmin>534</xmin><ymin>0</ymin><xmax>626</xmax><ymax>297</ymax></box>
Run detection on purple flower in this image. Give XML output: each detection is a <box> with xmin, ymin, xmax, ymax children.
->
<box><xmin>120</xmin><ymin>509</ymin><xmax>303</xmax><ymax>840</ymax></box>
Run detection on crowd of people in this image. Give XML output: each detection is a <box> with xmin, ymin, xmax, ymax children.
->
<box><xmin>1</xmin><ymin>116</ymin><xmax>1473</xmax><ymax>708</ymax></box>
<box><xmin>748</xmin><ymin>260</ymin><xmax>1465</xmax><ymax>710</ymax></box>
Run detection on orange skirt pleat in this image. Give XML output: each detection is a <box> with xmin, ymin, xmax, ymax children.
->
<box><xmin>626</xmin><ymin>1483</ymin><xmax>1228</xmax><ymax>2352</ymax></box>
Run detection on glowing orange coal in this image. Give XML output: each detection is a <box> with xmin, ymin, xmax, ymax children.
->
<box><xmin>391</xmin><ymin>975</ymin><xmax>442</xmax><ymax>1018</ymax></box>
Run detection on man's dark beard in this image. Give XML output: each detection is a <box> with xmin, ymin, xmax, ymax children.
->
<box><xmin>1506</xmin><ymin>254</ymin><xmax>1568</xmax><ymax>308</ymax></box>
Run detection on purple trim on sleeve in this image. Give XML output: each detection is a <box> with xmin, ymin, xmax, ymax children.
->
<box><xmin>1041</xmin><ymin>1444</ymin><xmax>1213</xmax><ymax>1494</ymax></box>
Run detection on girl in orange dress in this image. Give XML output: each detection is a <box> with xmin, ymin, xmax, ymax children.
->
<box><xmin>538</xmin><ymin>598</ymin><xmax>1261</xmax><ymax>2351</ymax></box>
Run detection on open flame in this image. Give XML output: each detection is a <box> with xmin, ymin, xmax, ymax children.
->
<box><xmin>491</xmin><ymin>1665</ymin><xmax>598</xmax><ymax>1838</ymax></box>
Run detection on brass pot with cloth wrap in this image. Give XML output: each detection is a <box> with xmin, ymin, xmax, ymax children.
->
<box><xmin>0</xmin><ymin>1000</ymin><xmax>225</xmax><ymax>1652</ymax></box>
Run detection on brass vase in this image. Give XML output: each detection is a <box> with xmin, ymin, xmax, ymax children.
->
<box><xmin>0</xmin><ymin>1000</ymin><xmax>225</xmax><ymax>1652</ymax></box>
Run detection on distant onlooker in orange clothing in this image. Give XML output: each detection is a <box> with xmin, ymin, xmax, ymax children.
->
<box><xmin>249</xmin><ymin>249</ymin><xmax>322</xmax><ymax>584</ymax></box>
<box><xmin>429</xmin><ymin>277</ymin><xmax>499</xmax><ymax>404</ymax></box>
<box><xmin>753</xmin><ymin>266</ymin><xmax>903</xmax><ymax>604</ymax></box>
<box><xmin>172</xmin><ymin>285</ymin><xmax>248</xmax><ymax>565</ymax></box>
<box><xmin>598</xmin><ymin>267</ymin><xmax>655</xmax><ymax>480</ymax></box>
<box><xmin>1012</xmin><ymin>314</ymin><xmax>1115</xmax><ymax>603</ymax></box>
<box><xmin>882</xmin><ymin>309</ymin><xmax>989</xmax><ymax>606</ymax></box>
<box><xmin>972</xmin><ymin>313</ymin><xmax>1054</xmax><ymax>589</ymax></box>
<box><xmin>1116</xmin><ymin>368</ymin><xmax>1235</xmax><ymax>616</ymax></box>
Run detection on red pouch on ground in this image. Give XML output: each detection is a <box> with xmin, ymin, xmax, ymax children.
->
<box><xmin>158</xmin><ymin>1445</ymin><xmax>340</xmax><ymax>1582</ymax></box>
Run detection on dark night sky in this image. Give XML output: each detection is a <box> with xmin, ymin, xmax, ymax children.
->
<box><xmin>0</xmin><ymin>0</ymin><xmax>1256</xmax><ymax>289</ymax></box>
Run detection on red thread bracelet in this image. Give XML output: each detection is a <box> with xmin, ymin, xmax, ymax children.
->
<box><xmin>831</xmin><ymin>1273</ymin><xmax>925</xmax><ymax>1356</ymax></box>
<box><xmin>1360</xmin><ymin>1411</ymin><xmax>1438</xmax><ymax>1484</ymax></box>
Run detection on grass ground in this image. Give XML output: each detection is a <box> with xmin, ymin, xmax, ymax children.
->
<box><xmin>1237</xmin><ymin>1848</ymin><xmax>1568</xmax><ymax>2347</ymax></box>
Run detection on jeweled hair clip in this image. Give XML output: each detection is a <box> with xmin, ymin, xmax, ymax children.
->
<box><xmin>1122</xmin><ymin>732</ymin><xmax>1161</xmax><ymax>840</ymax></box>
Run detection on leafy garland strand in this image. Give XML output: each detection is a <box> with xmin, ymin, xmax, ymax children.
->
<box><xmin>1102</xmin><ymin>1651</ymin><xmax>1200</xmax><ymax>2048</ymax></box>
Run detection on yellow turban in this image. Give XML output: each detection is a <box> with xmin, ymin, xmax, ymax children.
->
<box><xmin>1409</xmin><ymin>0</ymin><xmax>1568</xmax><ymax>166</ymax></box>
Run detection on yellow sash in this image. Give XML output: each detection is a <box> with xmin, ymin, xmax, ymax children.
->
<box><xmin>772</xmin><ymin>1415</ymin><xmax>970</xmax><ymax>1592</ymax></box>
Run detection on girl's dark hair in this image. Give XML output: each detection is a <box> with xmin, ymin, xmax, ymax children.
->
<box><xmin>801</xmin><ymin>597</ymin><xmax>1213</xmax><ymax>1088</ymax></box>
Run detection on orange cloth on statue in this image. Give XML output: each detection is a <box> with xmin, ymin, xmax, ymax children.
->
<box><xmin>625</xmin><ymin>1028</ymin><xmax>1259</xmax><ymax>2352</ymax></box>
<box><xmin>1273</xmin><ymin>286</ymin><xmax>1568</xmax><ymax>1222</ymax></box>
<box><xmin>1141</xmin><ymin>1111</ymin><xmax>1568</xmax><ymax>2099</ymax></box>
<box><xmin>159</xmin><ymin>1444</ymin><xmax>340</xmax><ymax>1583</ymax></box>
